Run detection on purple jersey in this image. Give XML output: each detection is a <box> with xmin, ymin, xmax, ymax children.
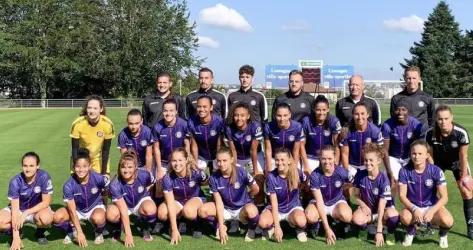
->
<box><xmin>8</xmin><ymin>169</ymin><xmax>53</xmax><ymax>211</ymax></box>
<box><xmin>302</xmin><ymin>115</ymin><xmax>341</xmax><ymax>159</ymax></box>
<box><xmin>117</xmin><ymin>125</ymin><xmax>153</xmax><ymax>167</ymax></box>
<box><xmin>382</xmin><ymin>116</ymin><xmax>422</xmax><ymax>159</ymax></box>
<box><xmin>110</xmin><ymin>169</ymin><xmax>155</xmax><ymax>208</ymax></box>
<box><xmin>310</xmin><ymin>166</ymin><xmax>349</xmax><ymax>206</ymax></box>
<box><xmin>209</xmin><ymin>167</ymin><xmax>255</xmax><ymax>210</ymax></box>
<box><xmin>266</xmin><ymin>169</ymin><xmax>306</xmax><ymax>213</ymax></box>
<box><xmin>340</xmin><ymin>122</ymin><xmax>384</xmax><ymax>166</ymax></box>
<box><xmin>398</xmin><ymin>163</ymin><xmax>446</xmax><ymax>207</ymax></box>
<box><xmin>188</xmin><ymin>114</ymin><xmax>224</xmax><ymax>160</ymax></box>
<box><xmin>354</xmin><ymin>170</ymin><xmax>393</xmax><ymax>213</ymax></box>
<box><xmin>264</xmin><ymin>120</ymin><xmax>304</xmax><ymax>157</ymax></box>
<box><xmin>63</xmin><ymin>171</ymin><xmax>109</xmax><ymax>213</ymax></box>
<box><xmin>152</xmin><ymin>117</ymin><xmax>189</xmax><ymax>163</ymax></box>
<box><xmin>162</xmin><ymin>170</ymin><xmax>207</xmax><ymax>204</ymax></box>
<box><xmin>225</xmin><ymin>121</ymin><xmax>263</xmax><ymax>160</ymax></box>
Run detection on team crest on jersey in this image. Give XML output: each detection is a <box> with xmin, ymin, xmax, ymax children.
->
<box><xmin>366</xmin><ymin>138</ymin><xmax>372</xmax><ymax>143</ymax></box>
<box><xmin>189</xmin><ymin>181</ymin><xmax>196</xmax><ymax>187</ymax></box>
<box><xmin>407</xmin><ymin>132</ymin><xmax>413</xmax><ymax>139</ymax></box>
<box><xmin>324</xmin><ymin>130</ymin><xmax>331</xmax><ymax>137</ymax></box>
<box><xmin>91</xmin><ymin>187</ymin><xmax>98</xmax><ymax>194</ymax></box>
<box><xmin>140</xmin><ymin>140</ymin><xmax>147</xmax><ymax>147</ymax></box>
<box><xmin>138</xmin><ymin>185</ymin><xmax>144</xmax><ymax>193</ymax></box>
<box><xmin>418</xmin><ymin>101</ymin><xmax>425</xmax><ymax>108</ymax></box>
<box><xmin>96</xmin><ymin>131</ymin><xmax>104</xmax><ymax>137</ymax></box>
<box><xmin>425</xmin><ymin>179</ymin><xmax>433</xmax><ymax>187</ymax></box>
<box><xmin>300</xmin><ymin>103</ymin><xmax>306</xmax><ymax>108</ymax></box>
<box><xmin>34</xmin><ymin>186</ymin><xmax>41</xmax><ymax>193</ymax></box>
<box><xmin>372</xmin><ymin>188</ymin><xmax>379</xmax><ymax>195</ymax></box>
<box><xmin>335</xmin><ymin>181</ymin><xmax>342</xmax><ymax>188</ymax></box>
<box><xmin>210</xmin><ymin>130</ymin><xmax>217</xmax><ymax>136</ymax></box>
<box><xmin>176</xmin><ymin>131</ymin><xmax>182</xmax><ymax>138</ymax></box>
<box><xmin>245</xmin><ymin>135</ymin><xmax>252</xmax><ymax>142</ymax></box>
<box><xmin>289</xmin><ymin>135</ymin><xmax>295</xmax><ymax>142</ymax></box>
<box><xmin>250</xmin><ymin>100</ymin><xmax>256</xmax><ymax>106</ymax></box>
<box><xmin>451</xmin><ymin>141</ymin><xmax>458</xmax><ymax>148</ymax></box>
<box><xmin>234</xmin><ymin>181</ymin><xmax>241</xmax><ymax>189</ymax></box>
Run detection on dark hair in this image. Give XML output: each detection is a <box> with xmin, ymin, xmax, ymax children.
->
<box><xmin>127</xmin><ymin>108</ymin><xmax>142</xmax><ymax>118</ymax></box>
<box><xmin>288</xmin><ymin>69</ymin><xmax>303</xmax><ymax>79</ymax></box>
<box><xmin>73</xmin><ymin>148</ymin><xmax>91</xmax><ymax>165</ymax></box>
<box><xmin>199</xmin><ymin>67</ymin><xmax>214</xmax><ymax>77</ymax></box>
<box><xmin>22</xmin><ymin>152</ymin><xmax>40</xmax><ymax>165</ymax></box>
<box><xmin>320</xmin><ymin>145</ymin><xmax>336</xmax><ymax>156</ymax></box>
<box><xmin>156</xmin><ymin>72</ymin><xmax>172</xmax><ymax>81</ymax></box>
<box><xmin>162</xmin><ymin>98</ymin><xmax>178</xmax><ymax>110</ymax></box>
<box><xmin>275</xmin><ymin>102</ymin><xmax>292</xmax><ymax>114</ymax></box>
<box><xmin>80</xmin><ymin>95</ymin><xmax>106</xmax><ymax>116</ymax></box>
<box><xmin>227</xmin><ymin>102</ymin><xmax>253</xmax><ymax>127</ymax></box>
<box><xmin>197</xmin><ymin>95</ymin><xmax>213</xmax><ymax>106</ymax></box>
<box><xmin>216</xmin><ymin>147</ymin><xmax>237</xmax><ymax>185</ymax></box>
<box><xmin>348</xmin><ymin>102</ymin><xmax>370</xmax><ymax>131</ymax></box>
<box><xmin>239</xmin><ymin>65</ymin><xmax>255</xmax><ymax>76</ymax></box>
<box><xmin>313</xmin><ymin>95</ymin><xmax>331</xmax><ymax>129</ymax></box>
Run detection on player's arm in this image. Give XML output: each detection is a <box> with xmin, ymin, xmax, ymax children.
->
<box><xmin>71</xmin><ymin>138</ymin><xmax>79</xmax><ymax>167</ymax></box>
<box><xmin>332</xmin><ymin>134</ymin><xmax>341</xmax><ymax>165</ymax></box>
<box><xmin>164</xmin><ymin>190</ymin><xmax>180</xmax><ymax>243</ymax></box>
<box><xmin>190</xmin><ymin>137</ymin><xmax>199</xmax><ymax>163</ymax></box>
<box><xmin>340</xmin><ymin>145</ymin><xmax>349</xmax><ymax>170</ymax></box>
<box><xmin>10</xmin><ymin>199</ymin><xmax>22</xmax><ymax>249</ymax></box>
<box><xmin>101</xmin><ymin>139</ymin><xmax>112</xmax><ymax>175</ymax></box>
<box><xmin>459</xmin><ymin>144</ymin><xmax>469</xmax><ymax>178</ymax></box>
<box><xmin>227</xmin><ymin>140</ymin><xmax>238</xmax><ymax>167</ymax></box>
<box><xmin>213</xmin><ymin>192</ymin><xmax>228</xmax><ymax>244</ymax></box>
<box><xmin>115</xmin><ymin>198</ymin><xmax>133</xmax><ymax>244</ymax></box>
<box><xmin>313</xmin><ymin>189</ymin><xmax>333</xmax><ymax>238</ymax></box>
<box><xmin>269</xmin><ymin>193</ymin><xmax>283</xmax><ymax>242</ymax></box>
<box><xmin>65</xmin><ymin>200</ymin><xmax>85</xmax><ymax>241</ymax></box>
<box><xmin>300</xmin><ymin>140</ymin><xmax>310</xmax><ymax>175</ymax></box>
<box><xmin>292</xmin><ymin>141</ymin><xmax>301</xmax><ymax>169</ymax></box>
<box><xmin>145</xmin><ymin>145</ymin><xmax>153</xmax><ymax>172</ymax></box>
<box><xmin>23</xmin><ymin>193</ymin><xmax>51</xmax><ymax>218</ymax></box>
<box><xmin>250</xmin><ymin>139</ymin><xmax>261</xmax><ymax>175</ymax></box>
<box><xmin>264</xmin><ymin>138</ymin><xmax>272</xmax><ymax>175</ymax></box>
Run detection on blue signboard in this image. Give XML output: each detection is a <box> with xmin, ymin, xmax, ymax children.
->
<box><xmin>265</xmin><ymin>64</ymin><xmax>298</xmax><ymax>89</ymax></box>
<box><xmin>323</xmin><ymin>65</ymin><xmax>354</xmax><ymax>88</ymax></box>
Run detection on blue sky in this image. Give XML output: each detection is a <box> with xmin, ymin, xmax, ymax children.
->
<box><xmin>186</xmin><ymin>0</ymin><xmax>473</xmax><ymax>86</ymax></box>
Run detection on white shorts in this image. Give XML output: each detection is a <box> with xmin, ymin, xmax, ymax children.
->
<box><xmin>324</xmin><ymin>200</ymin><xmax>348</xmax><ymax>217</ymax></box>
<box><xmin>76</xmin><ymin>205</ymin><xmax>106</xmax><ymax>221</ymax></box>
<box><xmin>223</xmin><ymin>207</ymin><xmax>244</xmax><ymax>221</ymax></box>
<box><xmin>389</xmin><ymin>157</ymin><xmax>409</xmax><ymax>181</ymax></box>
<box><xmin>197</xmin><ymin>157</ymin><xmax>217</xmax><ymax>172</ymax></box>
<box><xmin>2</xmin><ymin>206</ymin><xmax>52</xmax><ymax>224</ymax></box>
<box><xmin>127</xmin><ymin>196</ymin><xmax>152</xmax><ymax>216</ymax></box>
<box><xmin>370</xmin><ymin>205</ymin><xmax>395</xmax><ymax>222</ymax></box>
<box><xmin>278</xmin><ymin>206</ymin><xmax>303</xmax><ymax>222</ymax></box>
<box><xmin>305</xmin><ymin>158</ymin><xmax>320</xmax><ymax>173</ymax></box>
<box><xmin>236</xmin><ymin>152</ymin><xmax>265</xmax><ymax>174</ymax></box>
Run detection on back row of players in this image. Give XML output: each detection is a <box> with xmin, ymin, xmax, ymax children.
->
<box><xmin>1</xmin><ymin>65</ymin><xmax>472</xmax><ymax>249</ymax></box>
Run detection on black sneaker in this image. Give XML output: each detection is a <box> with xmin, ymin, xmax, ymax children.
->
<box><xmin>152</xmin><ymin>222</ymin><xmax>164</xmax><ymax>234</ymax></box>
<box><xmin>192</xmin><ymin>229</ymin><xmax>203</xmax><ymax>239</ymax></box>
<box><xmin>467</xmin><ymin>226</ymin><xmax>473</xmax><ymax>240</ymax></box>
<box><xmin>111</xmin><ymin>230</ymin><xmax>121</xmax><ymax>243</ymax></box>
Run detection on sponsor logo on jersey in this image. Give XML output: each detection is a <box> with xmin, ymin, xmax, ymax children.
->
<box><xmin>234</xmin><ymin>181</ymin><xmax>241</xmax><ymax>189</ymax></box>
<box><xmin>407</xmin><ymin>132</ymin><xmax>413</xmax><ymax>139</ymax></box>
<box><xmin>366</xmin><ymin>138</ymin><xmax>372</xmax><ymax>143</ymax></box>
<box><xmin>212</xmin><ymin>99</ymin><xmax>217</xmax><ymax>105</ymax></box>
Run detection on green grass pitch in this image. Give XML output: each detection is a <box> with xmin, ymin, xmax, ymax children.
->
<box><xmin>0</xmin><ymin>105</ymin><xmax>472</xmax><ymax>249</ymax></box>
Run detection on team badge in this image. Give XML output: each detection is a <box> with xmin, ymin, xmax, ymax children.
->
<box><xmin>97</xmin><ymin>131</ymin><xmax>104</xmax><ymax>137</ymax></box>
<box><xmin>300</xmin><ymin>103</ymin><xmax>306</xmax><ymax>108</ymax></box>
<box><xmin>250</xmin><ymin>100</ymin><xmax>256</xmax><ymax>106</ymax></box>
<box><xmin>418</xmin><ymin>101</ymin><xmax>425</xmax><ymax>108</ymax></box>
<box><xmin>176</xmin><ymin>131</ymin><xmax>182</xmax><ymax>138</ymax></box>
<box><xmin>34</xmin><ymin>186</ymin><xmax>41</xmax><ymax>193</ymax></box>
<box><xmin>140</xmin><ymin>140</ymin><xmax>147</xmax><ymax>147</ymax></box>
<box><xmin>210</xmin><ymin>130</ymin><xmax>217</xmax><ymax>136</ymax></box>
<box><xmin>407</xmin><ymin>132</ymin><xmax>413</xmax><ymax>139</ymax></box>
<box><xmin>335</xmin><ymin>181</ymin><xmax>342</xmax><ymax>188</ymax></box>
<box><xmin>91</xmin><ymin>187</ymin><xmax>98</xmax><ymax>194</ymax></box>
<box><xmin>234</xmin><ymin>181</ymin><xmax>241</xmax><ymax>189</ymax></box>
<box><xmin>366</xmin><ymin>138</ymin><xmax>372</xmax><ymax>143</ymax></box>
<box><xmin>372</xmin><ymin>188</ymin><xmax>379</xmax><ymax>195</ymax></box>
<box><xmin>189</xmin><ymin>181</ymin><xmax>196</xmax><ymax>187</ymax></box>
<box><xmin>425</xmin><ymin>179</ymin><xmax>433</xmax><ymax>187</ymax></box>
<box><xmin>289</xmin><ymin>135</ymin><xmax>295</xmax><ymax>141</ymax></box>
<box><xmin>245</xmin><ymin>135</ymin><xmax>252</xmax><ymax>141</ymax></box>
<box><xmin>212</xmin><ymin>99</ymin><xmax>216</xmax><ymax>105</ymax></box>
<box><xmin>324</xmin><ymin>130</ymin><xmax>331</xmax><ymax>137</ymax></box>
<box><xmin>451</xmin><ymin>141</ymin><xmax>458</xmax><ymax>148</ymax></box>
<box><xmin>138</xmin><ymin>185</ymin><xmax>144</xmax><ymax>193</ymax></box>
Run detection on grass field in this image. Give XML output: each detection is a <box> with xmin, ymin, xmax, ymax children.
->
<box><xmin>0</xmin><ymin>106</ymin><xmax>472</xmax><ymax>249</ymax></box>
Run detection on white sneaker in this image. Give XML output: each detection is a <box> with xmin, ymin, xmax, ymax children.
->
<box><xmin>439</xmin><ymin>235</ymin><xmax>448</xmax><ymax>249</ymax></box>
<box><xmin>262</xmin><ymin>227</ymin><xmax>274</xmax><ymax>241</ymax></box>
<box><xmin>94</xmin><ymin>233</ymin><xmax>104</xmax><ymax>245</ymax></box>
<box><xmin>63</xmin><ymin>234</ymin><xmax>73</xmax><ymax>245</ymax></box>
<box><xmin>228</xmin><ymin>220</ymin><xmax>239</xmax><ymax>233</ymax></box>
<box><xmin>245</xmin><ymin>229</ymin><xmax>255</xmax><ymax>242</ymax></box>
<box><xmin>296</xmin><ymin>229</ymin><xmax>308</xmax><ymax>242</ymax></box>
<box><xmin>402</xmin><ymin>234</ymin><xmax>414</xmax><ymax>247</ymax></box>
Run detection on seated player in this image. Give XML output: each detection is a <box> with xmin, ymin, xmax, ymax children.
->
<box><xmin>106</xmin><ymin>151</ymin><xmax>157</xmax><ymax>247</ymax></box>
<box><xmin>0</xmin><ymin>152</ymin><xmax>54</xmax><ymax>249</ymax></box>
<box><xmin>258</xmin><ymin>148</ymin><xmax>308</xmax><ymax>243</ymax></box>
<box><xmin>53</xmin><ymin>148</ymin><xmax>109</xmax><ymax>246</ymax></box>
<box><xmin>198</xmin><ymin>147</ymin><xmax>260</xmax><ymax>244</ymax></box>
<box><xmin>399</xmin><ymin>140</ymin><xmax>453</xmax><ymax>248</ymax></box>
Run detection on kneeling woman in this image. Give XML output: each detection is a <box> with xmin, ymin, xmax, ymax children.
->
<box><xmin>198</xmin><ymin>147</ymin><xmax>260</xmax><ymax>244</ymax></box>
<box><xmin>351</xmin><ymin>143</ymin><xmax>399</xmax><ymax>247</ymax></box>
<box><xmin>158</xmin><ymin>148</ymin><xmax>207</xmax><ymax>244</ymax></box>
<box><xmin>399</xmin><ymin>140</ymin><xmax>453</xmax><ymax>248</ymax></box>
<box><xmin>53</xmin><ymin>148</ymin><xmax>109</xmax><ymax>246</ymax></box>
<box><xmin>107</xmin><ymin>151</ymin><xmax>157</xmax><ymax>247</ymax></box>
<box><xmin>305</xmin><ymin>145</ymin><xmax>352</xmax><ymax>245</ymax></box>
<box><xmin>259</xmin><ymin>148</ymin><xmax>308</xmax><ymax>243</ymax></box>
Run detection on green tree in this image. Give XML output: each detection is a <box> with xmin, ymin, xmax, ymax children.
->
<box><xmin>456</xmin><ymin>30</ymin><xmax>473</xmax><ymax>97</ymax></box>
<box><xmin>401</xmin><ymin>1</ymin><xmax>462</xmax><ymax>97</ymax></box>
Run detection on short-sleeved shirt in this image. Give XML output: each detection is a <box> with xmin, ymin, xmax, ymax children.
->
<box><xmin>382</xmin><ymin>116</ymin><xmax>423</xmax><ymax>159</ymax></box>
<box><xmin>310</xmin><ymin>166</ymin><xmax>349</xmax><ymax>206</ymax></box>
<box><xmin>354</xmin><ymin>170</ymin><xmax>393</xmax><ymax>213</ymax></box>
<box><xmin>266</xmin><ymin>169</ymin><xmax>306</xmax><ymax>213</ymax></box>
<box><xmin>264</xmin><ymin>120</ymin><xmax>304</xmax><ymax>157</ymax></box>
<box><xmin>152</xmin><ymin>118</ymin><xmax>189</xmax><ymax>163</ymax></box>
<box><xmin>340</xmin><ymin>122</ymin><xmax>384</xmax><ymax>166</ymax></box>
<box><xmin>302</xmin><ymin>114</ymin><xmax>341</xmax><ymax>159</ymax></box>
<box><xmin>225</xmin><ymin>121</ymin><xmax>263</xmax><ymax>160</ymax></box>
<box><xmin>162</xmin><ymin>170</ymin><xmax>207</xmax><ymax>204</ymax></box>
<box><xmin>187</xmin><ymin>114</ymin><xmax>224</xmax><ymax>160</ymax></box>
<box><xmin>117</xmin><ymin>125</ymin><xmax>153</xmax><ymax>167</ymax></box>
<box><xmin>109</xmin><ymin>169</ymin><xmax>155</xmax><ymax>208</ymax></box>
<box><xmin>398</xmin><ymin>163</ymin><xmax>446</xmax><ymax>207</ymax></box>
<box><xmin>63</xmin><ymin>171</ymin><xmax>109</xmax><ymax>213</ymax></box>
<box><xmin>209</xmin><ymin>167</ymin><xmax>255</xmax><ymax>210</ymax></box>
<box><xmin>425</xmin><ymin>124</ymin><xmax>470</xmax><ymax>169</ymax></box>
<box><xmin>70</xmin><ymin>115</ymin><xmax>115</xmax><ymax>172</ymax></box>
<box><xmin>8</xmin><ymin>169</ymin><xmax>53</xmax><ymax>211</ymax></box>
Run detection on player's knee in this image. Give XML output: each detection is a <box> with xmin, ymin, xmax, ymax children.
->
<box><xmin>293</xmin><ymin>214</ymin><xmax>307</xmax><ymax>228</ymax></box>
<box><xmin>182</xmin><ymin>206</ymin><xmax>197</xmax><ymax>220</ymax></box>
<box><xmin>258</xmin><ymin>214</ymin><xmax>272</xmax><ymax>229</ymax></box>
<box><xmin>141</xmin><ymin>201</ymin><xmax>157</xmax><ymax>216</ymax></box>
<box><xmin>400</xmin><ymin>209</ymin><xmax>412</xmax><ymax>225</ymax></box>
<box><xmin>244</xmin><ymin>204</ymin><xmax>258</xmax><ymax>218</ymax></box>
<box><xmin>91</xmin><ymin>211</ymin><xmax>106</xmax><ymax>226</ymax></box>
<box><xmin>157</xmin><ymin>205</ymin><xmax>168</xmax><ymax>221</ymax></box>
<box><xmin>36</xmin><ymin>212</ymin><xmax>53</xmax><ymax>227</ymax></box>
<box><xmin>106</xmin><ymin>206</ymin><xmax>120</xmax><ymax>222</ymax></box>
<box><xmin>352</xmin><ymin>212</ymin><xmax>367</xmax><ymax>226</ymax></box>
<box><xmin>53</xmin><ymin>210</ymin><xmax>67</xmax><ymax>224</ymax></box>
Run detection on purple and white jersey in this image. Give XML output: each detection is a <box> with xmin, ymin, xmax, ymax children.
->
<box><xmin>209</xmin><ymin>167</ymin><xmax>255</xmax><ymax>210</ymax></box>
<box><xmin>264</xmin><ymin>120</ymin><xmax>304</xmax><ymax>157</ymax></box>
<box><xmin>162</xmin><ymin>170</ymin><xmax>207</xmax><ymax>204</ymax></box>
<box><xmin>266</xmin><ymin>169</ymin><xmax>306</xmax><ymax>213</ymax></box>
<box><xmin>8</xmin><ymin>169</ymin><xmax>53</xmax><ymax>211</ymax></box>
<box><xmin>152</xmin><ymin>117</ymin><xmax>189</xmax><ymax>163</ymax></box>
<box><xmin>354</xmin><ymin>170</ymin><xmax>393</xmax><ymax>213</ymax></box>
<box><xmin>63</xmin><ymin>171</ymin><xmax>109</xmax><ymax>213</ymax></box>
<box><xmin>188</xmin><ymin>114</ymin><xmax>224</xmax><ymax>161</ymax></box>
<box><xmin>382</xmin><ymin>116</ymin><xmax>422</xmax><ymax>159</ymax></box>
<box><xmin>110</xmin><ymin>169</ymin><xmax>155</xmax><ymax>208</ymax></box>
<box><xmin>117</xmin><ymin>125</ymin><xmax>153</xmax><ymax>167</ymax></box>
<box><xmin>340</xmin><ymin>122</ymin><xmax>384</xmax><ymax>166</ymax></box>
<box><xmin>398</xmin><ymin>163</ymin><xmax>446</xmax><ymax>207</ymax></box>
<box><xmin>310</xmin><ymin>166</ymin><xmax>349</xmax><ymax>206</ymax></box>
<box><xmin>225</xmin><ymin>121</ymin><xmax>263</xmax><ymax>160</ymax></box>
<box><xmin>302</xmin><ymin>115</ymin><xmax>341</xmax><ymax>159</ymax></box>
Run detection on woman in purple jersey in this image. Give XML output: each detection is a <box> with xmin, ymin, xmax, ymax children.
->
<box><xmin>158</xmin><ymin>148</ymin><xmax>207</xmax><ymax>244</ymax></box>
<box><xmin>259</xmin><ymin>148</ymin><xmax>308</xmax><ymax>243</ymax></box>
<box><xmin>351</xmin><ymin>143</ymin><xmax>399</xmax><ymax>247</ymax></box>
<box><xmin>305</xmin><ymin>145</ymin><xmax>352</xmax><ymax>244</ymax></box>
<box><xmin>198</xmin><ymin>147</ymin><xmax>260</xmax><ymax>244</ymax></box>
<box><xmin>53</xmin><ymin>148</ymin><xmax>108</xmax><ymax>246</ymax></box>
<box><xmin>399</xmin><ymin>140</ymin><xmax>453</xmax><ymax>248</ymax></box>
<box><xmin>106</xmin><ymin>151</ymin><xmax>157</xmax><ymax>247</ymax></box>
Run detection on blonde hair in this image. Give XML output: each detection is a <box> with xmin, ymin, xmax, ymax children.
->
<box><xmin>169</xmin><ymin>148</ymin><xmax>195</xmax><ymax>179</ymax></box>
<box><xmin>216</xmin><ymin>147</ymin><xmax>237</xmax><ymax>185</ymax></box>
<box><xmin>274</xmin><ymin>148</ymin><xmax>299</xmax><ymax>191</ymax></box>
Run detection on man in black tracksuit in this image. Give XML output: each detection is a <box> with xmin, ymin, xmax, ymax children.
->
<box><xmin>227</xmin><ymin>65</ymin><xmax>268</xmax><ymax>123</ymax></box>
<box><xmin>142</xmin><ymin>72</ymin><xmax>186</xmax><ymax>128</ymax></box>
<box><xmin>185</xmin><ymin>67</ymin><xmax>227</xmax><ymax>119</ymax></box>
<box><xmin>335</xmin><ymin>75</ymin><xmax>381</xmax><ymax>126</ymax></box>
<box><xmin>272</xmin><ymin>70</ymin><xmax>315</xmax><ymax>122</ymax></box>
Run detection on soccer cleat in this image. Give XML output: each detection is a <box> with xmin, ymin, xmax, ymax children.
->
<box><xmin>439</xmin><ymin>235</ymin><xmax>448</xmax><ymax>248</ymax></box>
<box><xmin>228</xmin><ymin>220</ymin><xmax>240</xmax><ymax>233</ymax></box>
<box><xmin>111</xmin><ymin>230</ymin><xmax>121</xmax><ymax>243</ymax></box>
<box><xmin>402</xmin><ymin>234</ymin><xmax>414</xmax><ymax>247</ymax></box>
<box><xmin>63</xmin><ymin>234</ymin><xmax>73</xmax><ymax>245</ymax></box>
<box><xmin>192</xmin><ymin>229</ymin><xmax>203</xmax><ymax>239</ymax></box>
<box><xmin>178</xmin><ymin>222</ymin><xmax>187</xmax><ymax>234</ymax></box>
<box><xmin>296</xmin><ymin>229</ymin><xmax>308</xmax><ymax>242</ymax></box>
<box><xmin>142</xmin><ymin>229</ymin><xmax>153</xmax><ymax>242</ymax></box>
<box><xmin>152</xmin><ymin>222</ymin><xmax>164</xmax><ymax>234</ymax></box>
<box><xmin>261</xmin><ymin>227</ymin><xmax>274</xmax><ymax>241</ymax></box>
<box><xmin>94</xmin><ymin>233</ymin><xmax>104</xmax><ymax>245</ymax></box>
<box><xmin>244</xmin><ymin>229</ymin><xmax>256</xmax><ymax>242</ymax></box>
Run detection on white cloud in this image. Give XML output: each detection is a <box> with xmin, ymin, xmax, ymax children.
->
<box><xmin>199</xmin><ymin>3</ymin><xmax>253</xmax><ymax>32</ymax></box>
<box><xmin>383</xmin><ymin>15</ymin><xmax>424</xmax><ymax>32</ymax></box>
<box><xmin>198</xmin><ymin>36</ymin><xmax>220</xmax><ymax>49</ymax></box>
<box><xmin>281</xmin><ymin>21</ymin><xmax>311</xmax><ymax>32</ymax></box>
